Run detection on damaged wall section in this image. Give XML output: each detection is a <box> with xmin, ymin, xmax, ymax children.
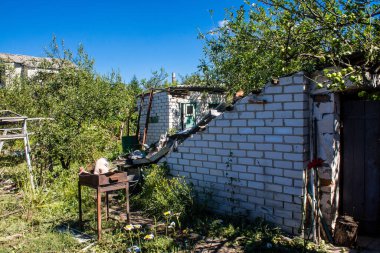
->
<box><xmin>310</xmin><ymin>87</ymin><xmax>341</xmax><ymax>230</ymax></box>
<box><xmin>164</xmin><ymin>72</ymin><xmax>310</xmax><ymax>234</ymax></box>
<box><xmin>138</xmin><ymin>91</ymin><xmax>170</xmax><ymax>146</ymax></box>
<box><xmin>138</xmin><ymin>90</ymin><xmax>224</xmax><ymax>145</ymax></box>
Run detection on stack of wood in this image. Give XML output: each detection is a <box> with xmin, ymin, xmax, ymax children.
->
<box><xmin>334</xmin><ymin>215</ymin><xmax>359</xmax><ymax>247</ymax></box>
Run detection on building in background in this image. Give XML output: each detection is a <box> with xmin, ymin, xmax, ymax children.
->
<box><xmin>137</xmin><ymin>86</ymin><xmax>226</xmax><ymax>145</ymax></box>
<box><xmin>0</xmin><ymin>53</ymin><xmax>63</xmax><ymax>87</ymax></box>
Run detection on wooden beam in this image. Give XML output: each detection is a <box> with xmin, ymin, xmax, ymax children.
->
<box><xmin>142</xmin><ymin>89</ymin><xmax>154</xmax><ymax>145</ymax></box>
<box><xmin>0</xmin><ymin>117</ymin><xmax>28</xmax><ymax>122</ymax></box>
<box><xmin>22</xmin><ymin>120</ymin><xmax>35</xmax><ymax>190</ymax></box>
<box><xmin>0</xmin><ymin>134</ymin><xmax>27</xmax><ymax>140</ymax></box>
<box><xmin>136</xmin><ymin>93</ymin><xmax>145</xmax><ymax>142</ymax></box>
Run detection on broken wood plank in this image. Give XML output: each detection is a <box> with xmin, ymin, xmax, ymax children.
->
<box><xmin>136</xmin><ymin>94</ymin><xmax>145</xmax><ymax>142</ymax></box>
<box><xmin>0</xmin><ymin>234</ymin><xmax>23</xmax><ymax>243</ymax></box>
<box><xmin>0</xmin><ymin>134</ymin><xmax>27</xmax><ymax>140</ymax></box>
<box><xmin>0</xmin><ymin>209</ymin><xmax>22</xmax><ymax>219</ymax></box>
<box><xmin>248</xmin><ymin>99</ymin><xmax>267</xmax><ymax>104</ymax></box>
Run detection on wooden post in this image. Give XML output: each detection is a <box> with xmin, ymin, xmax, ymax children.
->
<box><xmin>23</xmin><ymin>120</ymin><xmax>35</xmax><ymax>190</ymax></box>
<box><xmin>97</xmin><ymin>188</ymin><xmax>102</xmax><ymax>240</ymax></box>
<box><xmin>301</xmin><ymin>168</ymin><xmax>308</xmax><ymax>237</ymax></box>
<box><xmin>313</xmin><ymin>118</ymin><xmax>320</xmax><ymax>243</ymax></box>
<box><xmin>0</xmin><ymin>130</ymin><xmax>7</xmax><ymax>153</ymax></box>
<box><xmin>105</xmin><ymin>192</ymin><xmax>109</xmax><ymax>221</ymax></box>
<box><xmin>136</xmin><ymin>94</ymin><xmax>145</xmax><ymax>142</ymax></box>
<box><xmin>78</xmin><ymin>182</ymin><xmax>82</xmax><ymax>225</ymax></box>
<box><xmin>142</xmin><ymin>89</ymin><xmax>154</xmax><ymax>145</ymax></box>
<box><xmin>126</xmin><ymin>114</ymin><xmax>130</xmax><ymax>136</ymax></box>
<box><xmin>125</xmin><ymin>182</ymin><xmax>130</xmax><ymax>223</ymax></box>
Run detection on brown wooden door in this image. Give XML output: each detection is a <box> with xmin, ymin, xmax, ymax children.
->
<box><xmin>342</xmin><ymin>100</ymin><xmax>380</xmax><ymax>236</ymax></box>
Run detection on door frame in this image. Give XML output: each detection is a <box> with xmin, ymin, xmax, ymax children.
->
<box><xmin>339</xmin><ymin>91</ymin><xmax>380</xmax><ymax>235</ymax></box>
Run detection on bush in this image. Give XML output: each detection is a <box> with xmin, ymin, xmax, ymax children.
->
<box><xmin>133</xmin><ymin>164</ymin><xmax>194</xmax><ymax>222</ymax></box>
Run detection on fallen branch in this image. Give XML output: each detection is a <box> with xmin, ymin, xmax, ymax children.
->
<box><xmin>0</xmin><ymin>233</ymin><xmax>23</xmax><ymax>243</ymax></box>
<box><xmin>80</xmin><ymin>242</ymin><xmax>96</xmax><ymax>252</ymax></box>
<box><xmin>0</xmin><ymin>209</ymin><xmax>22</xmax><ymax>219</ymax></box>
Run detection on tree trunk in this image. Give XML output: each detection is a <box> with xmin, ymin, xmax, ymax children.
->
<box><xmin>60</xmin><ymin>156</ymin><xmax>71</xmax><ymax>170</ymax></box>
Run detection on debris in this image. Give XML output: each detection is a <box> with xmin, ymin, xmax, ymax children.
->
<box><xmin>334</xmin><ymin>216</ymin><xmax>359</xmax><ymax>247</ymax></box>
<box><xmin>80</xmin><ymin>242</ymin><xmax>96</xmax><ymax>252</ymax></box>
<box><xmin>56</xmin><ymin>224</ymin><xmax>93</xmax><ymax>243</ymax></box>
<box><xmin>0</xmin><ymin>233</ymin><xmax>23</xmax><ymax>243</ymax></box>
<box><xmin>0</xmin><ymin>210</ymin><xmax>22</xmax><ymax>219</ymax></box>
<box><xmin>123</xmin><ymin>101</ymin><xmax>229</xmax><ymax>167</ymax></box>
<box><xmin>248</xmin><ymin>98</ymin><xmax>267</xmax><ymax>104</ymax></box>
<box><xmin>94</xmin><ymin>157</ymin><xmax>110</xmax><ymax>175</ymax></box>
<box><xmin>127</xmin><ymin>245</ymin><xmax>141</xmax><ymax>253</ymax></box>
<box><xmin>130</xmin><ymin>150</ymin><xmax>145</xmax><ymax>160</ymax></box>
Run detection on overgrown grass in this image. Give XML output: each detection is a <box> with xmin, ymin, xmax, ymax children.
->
<box><xmin>0</xmin><ymin>161</ymin><xmax>328</xmax><ymax>252</ymax></box>
<box><xmin>0</xmin><ymin>159</ymin><xmax>91</xmax><ymax>252</ymax></box>
<box><xmin>132</xmin><ymin>164</ymin><xmax>194</xmax><ymax>222</ymax></box>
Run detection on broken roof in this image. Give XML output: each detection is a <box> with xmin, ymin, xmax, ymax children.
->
<box><xmin>137</xmin><ymin>86</ymin><xmax>226</xmax><ymax>97</ymax></box>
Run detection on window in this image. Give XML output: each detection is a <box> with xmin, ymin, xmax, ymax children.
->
<box><xmin>186</xmin><ymin>105</ymin><xmax>194</xmax><ymax>115</ymax></box>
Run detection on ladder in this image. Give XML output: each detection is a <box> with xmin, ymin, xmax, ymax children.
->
<box><xmin>0</xmin><ymin>111</ymin><xmax>35</xmax><ymax>190</ymax></box>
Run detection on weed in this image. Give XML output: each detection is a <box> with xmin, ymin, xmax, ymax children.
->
<box><xmin>133</xmin><ymin>164</ymin><xmax>193</xmax><ymax>222</ymax></box>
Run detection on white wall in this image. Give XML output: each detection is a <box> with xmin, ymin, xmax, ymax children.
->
<box><xmin>164</xmin><ymin>72</ymin><xmax>310</xmax><ymax>234</ymax></box>
<box><xmin>138</xmin><ymin>91</ymin><xmax>224</xmax><ymax>145</ymax></box>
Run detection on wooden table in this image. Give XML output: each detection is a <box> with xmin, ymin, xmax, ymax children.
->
<box><xmin>78</xmin><ymin>172</ymin><xmax>130</xmax><ymax>240</ymax></box>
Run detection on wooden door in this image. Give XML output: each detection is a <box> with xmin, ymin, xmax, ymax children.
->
<box><xmin>342</xmin><ymin>100</ymin><xmax>380</xmax><ymax>235</ymax></box>
<box><xmin>180</xmin><ymin>103</ymin><xmax>196</xmax><ymax>129</ymax></box>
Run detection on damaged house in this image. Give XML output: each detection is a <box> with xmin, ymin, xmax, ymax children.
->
<box><xmin>154</xmin><ymin>71</ymin><xmax>380</xmax><ymax>240</ymax></box>
<box><xmin>137</xmin><ymin>86</ymin><xmax>226</xmax><ymax>145</ymax></box>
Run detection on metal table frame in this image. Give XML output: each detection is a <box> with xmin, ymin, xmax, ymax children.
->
<box><xmin>78</xmin><ymin>180</ymin><xmax>130</xmax><ymax>240</ymax></box>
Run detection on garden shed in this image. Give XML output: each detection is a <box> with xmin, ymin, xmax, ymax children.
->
<box><xmin>162</xmin><ymin>71</ymin><xmax>380</xmax><ymax>238</ymax></box>
<box><xmin>137</xmin><ymin>86</ymin><xmax>225</xmax><ymax>145</ymax></box>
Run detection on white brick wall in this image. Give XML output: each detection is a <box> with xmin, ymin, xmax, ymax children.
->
<box><xmin>137</xmin><ymin>91</ymin><xmax>224</xmax><ymax>145</ymax></box>
<box><xmin>166</xmin><ymin>72</ymin><xmax>310</xmax><ymax>234</ymax></box>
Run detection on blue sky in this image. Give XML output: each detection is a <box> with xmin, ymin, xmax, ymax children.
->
<box><xmin>1</xmin><ymin>0</ymin><xmax>245</xmax><ymax>82</ymax></box>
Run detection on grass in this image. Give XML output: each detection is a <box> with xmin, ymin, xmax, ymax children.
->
<box><xmin>0</xmin><ymin>159</ymin><xmax>328</xmax><ymax>253</ymax></box>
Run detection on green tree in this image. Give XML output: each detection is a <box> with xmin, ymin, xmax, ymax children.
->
<box><xmin>140</xmin><ymin>68</ymin><xmax>171</xmax><ymax>90</ymax></box>
<box><xmin>128</xmin><ymin>75</ymin><xmax>142</xmax><ymax>95</ymax></box>
<box><xmin>201</xmin><ymin>0</ymin><xmax>380</xmax><ymax>92</ymax></box>
<box><xmin>0</xmin><ymin>40</ymin><xmax>135</xmax><ymax>174</ymax></box>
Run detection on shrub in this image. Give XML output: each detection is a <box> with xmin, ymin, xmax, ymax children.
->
<box><xmin>133</xmin><ymin>164</ymin><xmax>194</xmax><ymax>222</ymax></box>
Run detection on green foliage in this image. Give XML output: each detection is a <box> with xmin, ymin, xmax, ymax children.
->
<box><xmin>202</xmin><ymin>0</ymin><xmax>380</xmax><ymax>92</ymax></box>
<box><xmin>191</xmin><ymin>216</ymin><xmax>327</xmax><ymax>253</ymax></box>
<box><xmin>143</xmin><ymin>236</ymin><xmax>175</xmax><ymax>252</ymax></box>
<box><xmin>1</xmin><ymin>161</ymin><xmax>327</xmax><ymax>253</ymax></box>
<box><xmin>133</xmin><ymin>164</ymin><xmax>194</xmax><ymax>222</ymax></box>
<box><xmin>358</xmin><ymin>90</ymin><xmax>380</xmax><ymax>100</ymax></box>
<box><xmin>0</xmin><ymin>39</ymin><xmax>139</xmax><ymax>175</ymax></box>
<box><xmin>0</xmin><ymin>161</ymin><xmax>86</xmax><ymax>252</ymax></box>
<box><xmin>140</xmin><ymin>68</ymin><xmax>175</xmax><ymax>90</ymax></box>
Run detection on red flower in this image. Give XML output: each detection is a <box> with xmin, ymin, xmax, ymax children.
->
<box><xmin>307</xmin><ymin>158</ymin><xmax>324</xmax><ymax>170</ymax></box>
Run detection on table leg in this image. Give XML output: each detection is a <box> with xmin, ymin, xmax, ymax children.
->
<box><xmin>78</xmin><ymin>182</ymin><xmax>82</xmax><ymax>226</ymax></box>
<box><xmin>125</xmin><ymin>182</ymin><xmax>130</xmax><ymax>223</ymax></box>
<box><xmin>105</xmin><ymin>192</ymin><xmax>109</xmax><ymax>221</ymax></box>
<box><xmin>97</xmin><ymin>188</ymin><xmax>102</xmax><ymax>240</ymax></box>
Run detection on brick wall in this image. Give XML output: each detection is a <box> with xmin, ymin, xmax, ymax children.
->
<box><xmin>138</xmin><ymin>91</ymin><xmax>170</xmax><ymax>145</ymax></box>
<box><xmin>310</xmin><ymin>76</ymin><xmax>341</xmax><ymax>230</ymax></box>
<box><xmin>164</xmin><ymin>72</ymin><xmax>310</xmax><ymax>234</ymax></box>
<box><xmin>138</xmin><ymin>91</ymin><xmax>224</xmax><ymax>145</ymax></box>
